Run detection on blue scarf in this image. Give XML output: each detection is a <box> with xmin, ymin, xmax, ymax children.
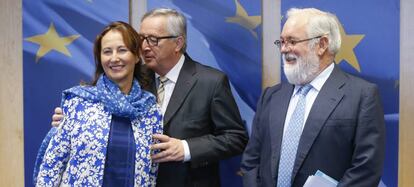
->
<box><xmin>62</xmin><ymin>74</ymin><xmax>156</xmax><ymax>119</ymax></box>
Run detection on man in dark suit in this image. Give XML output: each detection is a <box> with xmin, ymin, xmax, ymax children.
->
<box><xmin>138</xmin><ymin>8</ymin><xmax>247</xmax><ymax>187</ymax></box>
<box><xmin>241</xmin><ymin>8</ymin><xmax>385</xmax><ymax>187</ymax></box>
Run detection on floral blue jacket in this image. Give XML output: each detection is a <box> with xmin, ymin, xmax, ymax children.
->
<box><xmin>36</xmin><ymin>95</ymin><xmax>163</xmax><ymax>187</ymax></box>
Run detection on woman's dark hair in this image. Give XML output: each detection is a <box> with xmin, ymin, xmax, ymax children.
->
<box><xmin>90</xmin><ymin>21</ymin><xmax>152</xmax><ymax>90</ymax></box>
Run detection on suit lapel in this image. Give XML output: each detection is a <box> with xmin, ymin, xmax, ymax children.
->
<box><xmin>148</xmin><ymin>71</ymin><xmax>157</xmax><ymax>95</ymax></box>
<box><xmin>291</xmin><ymin>65</ymin><xmax>347</xmax><ymax>181</ymax></box>
<box><xmin>270</xmin><ymin>84</ymin><xmax>294</xmax><ymax>181</ymax></box>
<box><xmin>163</xmin><ymin>56</ymin><xmax>197</xmax><ymax>126</ymax></box>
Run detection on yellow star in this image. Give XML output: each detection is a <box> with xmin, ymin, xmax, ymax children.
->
<box><xmin>334</xmin><ymin>18</ymin><xmax>365</xmax><ymax>72</ymax></box>
<box><xmin>225</xmin><ymin>0</ymin><xmax>261</xmax><ymax>38</ymax></box>
<box><xmin>25</xmin><ymin>23</ymin><xmax>80</xmax><ymax>62</ymax></box>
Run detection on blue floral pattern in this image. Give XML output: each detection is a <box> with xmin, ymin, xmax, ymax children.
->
<box><xmin>36</xmin><ymin>75</ymin><xmax>163</xmax><ymax>187</ymax></box>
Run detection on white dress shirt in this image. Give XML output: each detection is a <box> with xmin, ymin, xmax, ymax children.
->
<box><xmin>283</xmin><ymin>63</ymin><xmax>335</xmax><ymax>134</ymax></box>
<box><xmin>155</xmin><ymin>54</ymin><xmax>191</xmax><ymax>162</ymax></box>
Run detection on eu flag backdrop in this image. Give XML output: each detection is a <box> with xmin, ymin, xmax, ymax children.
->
<box><xmin>23</xmin><ymin>0</ymin><xmax>128</xmax><ymax>186</ymax></box>
<box><xmin>23</xmin><ymin>1</ymin><xmax>398</xmax><ymax>186</ymax></box>
<box><xmin>281</xmin><ymin>1</ymin><xmax>400</xmax><ymax>187</ymax></box>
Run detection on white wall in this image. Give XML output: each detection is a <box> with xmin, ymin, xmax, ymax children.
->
<box><xmin>0</xmin><ymin>0</ymin><xmax>24</xmax><ymax>186</ymax></box>
<box><xmin>399</xmin><ymin>0</ymin><xmax>414</xmax><ymax>186</ymax></box>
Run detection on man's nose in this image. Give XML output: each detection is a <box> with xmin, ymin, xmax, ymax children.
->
<box><xmin>141</xmin><ymin>39</ymin><xmax>151</xmax><ymax>49</ymax></box>
<box><xmin>280</xmin><ymin>43</ymin><xmax>290</xmax><ymax>53</ymax></box>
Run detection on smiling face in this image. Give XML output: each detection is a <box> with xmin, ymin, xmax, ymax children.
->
<box><xmin>280</xmin><ymin>16</ymin><xmax>321</xmax><ymax>85</ymax></box>
<box><xmin>100</xmin><ymin>30</ymin><xmax>138</xmax><ymax>93</ymax></box>
<box><xmin>280</xmin><ymin>17</ymin><xmax>313</xmax><ymax>66</ymax></box>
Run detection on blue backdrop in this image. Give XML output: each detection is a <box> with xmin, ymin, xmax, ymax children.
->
<box><xmin>23</xmin><ymin>0</ymin><xmax>399</xmax><ymax>187</ymax></box>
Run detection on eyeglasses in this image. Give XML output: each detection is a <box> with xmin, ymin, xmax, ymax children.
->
<box><xmin>140</xmin><ymin>35</ymin><xmax>178</xmax><ymax>47</ymax></box>
<box><xmin>274</xmin><ymin>35</ymin><xmax>323</xmax><ymax>49</ymax></box>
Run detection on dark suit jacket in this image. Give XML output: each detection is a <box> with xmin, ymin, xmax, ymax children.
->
<box><xmin>152</xmin><ymin>54</ymin><xmax>248</xmax><ymax>187</ymax></box>
<box><xmin>241</xmin><ymin>65</ymin><xmax>385</xmax><ymax>187</ymax></box>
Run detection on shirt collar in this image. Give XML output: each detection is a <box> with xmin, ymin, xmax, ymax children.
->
<box><xmin>155</xmin><ymin>54</ymin><xmax>185</xmax><ymax>84</ymax></box>
<box><xmin>293</xmin><ymin>62</ymin><xmax>335</xmax><ymax>94</ymax></box>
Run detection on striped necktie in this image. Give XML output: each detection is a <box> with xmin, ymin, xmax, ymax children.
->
<box><xmin>157</xmin><ymin>76</ymin><xmax>168</xmax><ymax>106</ymax></box>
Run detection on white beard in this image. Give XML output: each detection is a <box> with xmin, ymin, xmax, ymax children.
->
<box><xmin>283</xmin><ymin>51</ymin><xmax>320</xmax><ymax>85</ymax></box>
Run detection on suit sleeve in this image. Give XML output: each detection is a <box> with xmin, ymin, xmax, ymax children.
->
<box><xmin>186</xmin><ymin>75</ymin><xmax>248</xmax><ymax>165</ymax></box>
<box><xmin>240</xmin><ymin>87</ymin><xmax>270</xmax><ymax>187</ymax></box>
<box><xmin>338</xmin><ymin>84</ymin><xmax>385</xmax><ymax>187</ymax></box>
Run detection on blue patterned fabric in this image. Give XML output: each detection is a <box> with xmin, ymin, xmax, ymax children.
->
<box><xmin>103</xmin><ymin>116</ymin><xmax>135</xmax><ymax>187</ymax></box>
<box><xmin>63</xmin><ymin>75</ymin><xmax>155</xmax><ymax>119</ymax></box>
<box><xmin>277</xmin><ymin>84</ymin><xmax>313</xmax><ymax>187</ymax></box>
<box><xmin>33</xmin><ymin>127</ymin><xmax>57</xmax><ymax>185</ymax></box>
<box><xmin>35</xmin><ymin>75</ymin><xmax>163</xmax><ymax>187</ymax></box>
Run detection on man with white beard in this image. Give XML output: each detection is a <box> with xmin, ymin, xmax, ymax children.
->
<box><xmin>241</xmin><ymin>8</ymin><xmax>385</xmax><ymax>187</ymax></box>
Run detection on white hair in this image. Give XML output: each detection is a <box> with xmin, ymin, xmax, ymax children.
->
<box><xmin>141</xmin><ymin>8</ymin><xmax>187</xmax><ymax>52</ymax></box>
<box><xmin>286</xmin><ymin>8</ymin><xmax>341</xmax><ymax>54</ymax></box>
<box><xmin>283</xmin><ymin>51</ymin><xmax>320</xmax><ymax>85</ymax></box>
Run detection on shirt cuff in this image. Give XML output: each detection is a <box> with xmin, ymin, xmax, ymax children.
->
<box><xmin>181</xmin><ymin>140</ymin><xmax>191</xmax><ymax>162</ymax></box>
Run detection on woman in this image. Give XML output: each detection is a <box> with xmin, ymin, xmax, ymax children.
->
<box><xmin>35</xmin><ymin>21</ymin><xmax>162</xmax><ymax>187</ymax></box>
